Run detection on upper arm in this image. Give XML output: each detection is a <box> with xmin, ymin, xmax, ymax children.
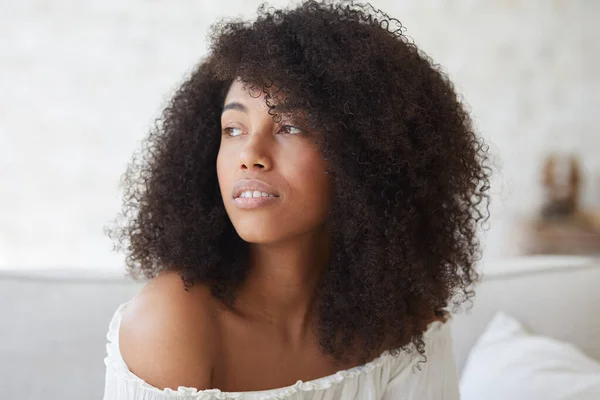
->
<box><xmin>119</xmin><ymin>272</ymin><xmax>216</xmax><ymax>391</ymax></box>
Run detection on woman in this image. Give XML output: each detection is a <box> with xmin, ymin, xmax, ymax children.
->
<box><xmin>103</xmin><ymin>0</ymin><xmax>491</xmax><ymax>398</ymax></box>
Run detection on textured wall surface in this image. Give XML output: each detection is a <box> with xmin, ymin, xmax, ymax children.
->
<box><xmin>2</xmin><ymin>0</ymin><xmax>598</xmax><ymax>269</ymax></box>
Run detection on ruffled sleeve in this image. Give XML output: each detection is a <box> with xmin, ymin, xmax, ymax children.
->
<box><xmin>382</xmin><ymin>317</ymin><xmax>460</xmax><ymax>400</ymax></box>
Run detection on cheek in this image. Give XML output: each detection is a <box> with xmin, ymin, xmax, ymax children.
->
<box><xmin>284</xmin><ymin>148</ymin><xmax>332</xmax><ymax>206</ymax></box>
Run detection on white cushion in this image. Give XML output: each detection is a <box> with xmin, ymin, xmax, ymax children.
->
<box><xmin>460</xmin><ymin>311</ymin><xmax>600</xmax><ymax>400</ymax></box>
<box><xmin>451</xmin><ymin>255</ymin><xmax>600</xmax><ymax>374</ymax></box>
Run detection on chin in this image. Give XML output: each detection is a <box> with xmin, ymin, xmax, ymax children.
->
<box><xmin>232</xmin><ymin>219</ymin><xmax>284</xmax><ymax>244</ymax></box>
<box><xmin>235</xmin><ymin>230</ymin><xmax>286</xmax><ymax>244</ymax></box>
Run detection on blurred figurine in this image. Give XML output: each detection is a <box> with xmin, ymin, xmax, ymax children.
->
<box><xmin>540</xmin><ymin>152</ymin><xmax>582</xmax><ymax>219</ymax></box>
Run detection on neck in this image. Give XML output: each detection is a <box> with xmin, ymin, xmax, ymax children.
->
<box><xmin>234</xmin><ymin>226</ymin><xmax>331</xmax><ymax>339</ymax></box>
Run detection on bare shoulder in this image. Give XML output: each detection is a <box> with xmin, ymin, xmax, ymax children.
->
<box><xmin>119</xmin><ymin>270</ymin><xmax>219</xmax><ymax>391</ymax></box>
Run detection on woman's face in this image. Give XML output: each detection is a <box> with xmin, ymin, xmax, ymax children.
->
<box><xmin>217</xmin><ymin>78</ymin><xmax>332</xmax><ymax>244</ymax></box>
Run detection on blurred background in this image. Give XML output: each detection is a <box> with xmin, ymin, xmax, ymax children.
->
<box><xmin>1</xmin><ymin>0</ymin><xmax>599</xmax><ymax>270</ymax></box>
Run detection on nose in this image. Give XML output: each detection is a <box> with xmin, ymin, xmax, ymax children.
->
<box><xmin>239</xmin><ymin>131</ymin><xmax>273</xmax><ymax>171</ymax></box>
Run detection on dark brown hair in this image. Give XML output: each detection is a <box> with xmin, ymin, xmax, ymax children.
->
<box><xmin>107</xmin><ymin>0</ymin><xmax>491</xmax><ymax>364</ymax></box>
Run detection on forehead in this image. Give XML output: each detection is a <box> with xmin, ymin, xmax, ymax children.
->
<box><xmin>224</xmin><ymin>78</ymin><xmax>281</xmax><ymax>105</ymax></box>
<box><xmin>222</xmin><ymin>78</ymin><xmax>308</xmax><ymax>126</ymax></box>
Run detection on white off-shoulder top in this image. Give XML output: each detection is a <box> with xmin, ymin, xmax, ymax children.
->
<box><xmin>103</xmin><ymin>301</ymin><xmax>460</xmax><ymax>399</ymax></box>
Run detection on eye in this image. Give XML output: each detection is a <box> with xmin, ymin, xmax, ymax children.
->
<box><xmin>280</xmin><ymin>125</ymin><xmax>303</xmax><ymax>135</ymax></box>
<box><xmin>222</xmin><ymin>127</ymin><xmax>243</xmax><ymax>137</ymax></box>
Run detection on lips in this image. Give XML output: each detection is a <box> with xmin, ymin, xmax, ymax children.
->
<box><xmin>232</xmin><ymin>179</ymin><xmax>280</xmax><ymax>199</ymax></box>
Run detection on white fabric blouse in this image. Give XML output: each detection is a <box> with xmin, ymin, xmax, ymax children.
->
<box><xmin>103</xmin><ymin>301</ymin><xmax>460</xmax><ymax>399</ymax></box>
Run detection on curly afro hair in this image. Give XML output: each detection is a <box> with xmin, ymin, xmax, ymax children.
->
<box><xmin>107</xmin><ymin>0</ymin><xmax>491</xmax><ymax>364</ymax></box>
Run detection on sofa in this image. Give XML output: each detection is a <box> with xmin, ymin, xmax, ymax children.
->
<box><xmin>1</xmin><ymin>255</ymin><xmax>599</xmax><ymax>399</ymax></box>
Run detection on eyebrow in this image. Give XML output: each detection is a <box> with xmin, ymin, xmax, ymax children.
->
<box><xmin>221</xmin><ymin>102</ymin><xmax>247</xmax><ymax>115</ymax></box>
